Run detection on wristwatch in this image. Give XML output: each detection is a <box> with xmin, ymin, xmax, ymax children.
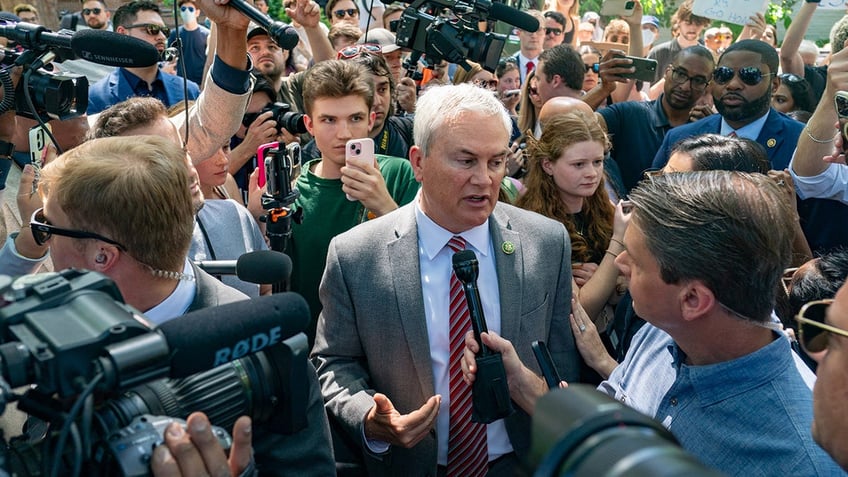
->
<box><xmin>0</xmin><ymin>140</ymin><xmax>14</xmax><ymax>160</ymax></box>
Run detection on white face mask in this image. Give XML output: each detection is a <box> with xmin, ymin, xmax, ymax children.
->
<box><xmin>180</xmin><ymin>9</ymin><xmax>195</xmax><ymax>24</ymax></box>
<box><xmin>642</xmin><ymin>28</ymin><xmax>657</xmax><ymax>46</ymax></box>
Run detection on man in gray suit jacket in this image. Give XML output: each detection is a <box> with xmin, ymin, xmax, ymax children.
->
<box><xmin>312</xmin><ymin>83</ymin><xmax>580</xmax><ymax>476</ymax></box>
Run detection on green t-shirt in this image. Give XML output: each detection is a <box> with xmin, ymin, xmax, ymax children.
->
<box><xmin>289</xmin><ymin>154</ymin><xmax>420</xmax><ymax>344</ymax></box>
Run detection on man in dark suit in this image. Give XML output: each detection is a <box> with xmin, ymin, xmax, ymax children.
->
<box><xmin>312</xmin><ymin>83</ymin><xmax>580</xmax><ymax>476</ymax></box>
<box><xmin>652</xmin><ymin>39</ymin><xmax>803</xmax><ymax>171</ymax></box>
<box><xmin>87</xmin><ymin>0</ymin><xmax>200</xmax><ymax>114</ymax></box>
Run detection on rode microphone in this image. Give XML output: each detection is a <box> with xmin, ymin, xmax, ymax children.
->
<box><xmin>195</xmin><ymin>250</ymin><xmax>292</xmax><ymax>284</ymax></box>
<box><xmin>396</xmin><ymin>0</ymin><xmax>539</xmax><ymax>33</ymax></box>
<box><xmin>452</xmin><ymin>249</ymin><xmax>514</xmax><ymax>424</ymax></box>
<box><xmin>99</xmin><ymin>293</ymin><xmax>309</xmax><ymax>389</ymax></box>
<box><xmin>226</xmin><ymin>0</ymin><xmax>300</xmax><ymax>50</ymax></box>
<box><xmin>70</xmin><ymin>29</ymin><xmax>160</xmax><ymax>67</ymax></box>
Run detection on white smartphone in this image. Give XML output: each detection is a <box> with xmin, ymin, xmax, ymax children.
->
<box><xmin>345</xmin><ymin>138</ymin><xmax>376</xmax><ymax>201</ymax></box>
<box><xmin>600</xmin><ymin>0</ymin><xmax>636</xmax><ymax>17</ymax></box>
<box><xmin>503</xmin><ymin>89</ymin><xmax>520</xmax><ymax>99</ymax></box>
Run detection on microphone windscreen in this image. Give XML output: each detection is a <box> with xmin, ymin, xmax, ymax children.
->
<box><xmin>158</xmin><ymin>293</ymin><xmax>309</xmax><ymax>378</ymax></box>
<box><xmin>236</xmin><ymin>250</ymin><xmax>292</xmax><ymax>285</ymax></box>
<box><xmin>70</xmin><ymin>29</ymin><xmax>160</xmax><ymax>67</ymax></box>
<box><xmin>271</xmin><ymin>23</ymin><xmax>300</xmax><ymax>50</ymax></box>
<box><xmin>489</xmin><ymin>3</ymin><xmax>540</xmax><ymax>33</ymax></box>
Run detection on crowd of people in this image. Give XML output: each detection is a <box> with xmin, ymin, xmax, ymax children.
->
<box><xmin>2</xmin><ymin>0</ymin><xmax>848</xmax><ymax>475</ymax></box>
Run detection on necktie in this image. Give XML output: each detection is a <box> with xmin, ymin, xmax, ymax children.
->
<box><xmin>447</xmin><ymin>236</ymin><xmax>488</xmax><ymax>477</ymax></box>
<box><xmin>526</xmin><ymin>60</ymin><xmax>535</xmax><ymax>79</ymax></box>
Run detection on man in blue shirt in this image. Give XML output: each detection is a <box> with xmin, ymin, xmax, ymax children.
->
<box><xmin>88</xmin><ymin>0</ymin><xmax>200</xmax><ymax>114</ymax></box>
<box><xmin>463</xmin><ymin>171</ymin><xmax>843</xmax><ymax>476</ymax></box>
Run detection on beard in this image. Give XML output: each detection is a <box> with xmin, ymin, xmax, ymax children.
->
<box><xmin>714</xmin><ymin>87</ymin><xmax>772</xmax><ymax>123</ymax></box>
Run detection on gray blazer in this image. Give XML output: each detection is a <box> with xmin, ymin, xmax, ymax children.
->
<box><xmin>312</xmin><ymin>202</ymin><xmax>578</xmax><ymax>476</ymax></box>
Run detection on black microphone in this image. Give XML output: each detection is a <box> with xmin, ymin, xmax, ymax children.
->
<box><xmin>452</xmin><ymin>248</ymin><xmax>514</xmax><ymax>424</ymax></box>
<box><xmin>226</xmin><ymin>0</ymin><xmax>300</xmax><ymax>50</ymax></box>
<box><xmin>101</xmin><ymin>293</ymin><xmax>310</xmax><ymax>389</ymax></box>
<box><xmin>0</xmin><ymin>22</ymin><xmax>71</xmax><ymax>50</ymax></box>
<box><xmin>195</xmin><ymin>250</ymin><xmax>292</xmax><ymax>284</ymax></box>
<box><xmin>452</xmin><ymin>249</ymin><xmax>492</xmax><ymax>356</ymax></box>
<box><xmin>70</xmin><ymin>29</ymin><xmax>160</xmax><ymax>67</ymax></box>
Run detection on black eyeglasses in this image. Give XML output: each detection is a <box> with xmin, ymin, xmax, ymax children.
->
<box><xmin>796</xmin><ymin>299</ymin><xmax>848</xmax><ymax>353</ymax></box>
<box><xmin>669</xmin><ymin>66</ymin><xmax>710</xmax><ymax>89</ymax></box>
<box><xmin>30</xmin><ymin>207</ymin><xmax>127</xmax><ymax>251</ymax></box>
<box><xmin>545</xmin><ymin>27</ymin><xmax>563</xmax><ymax>36</ymax></box>
<box><xmin>333</xmin><ymin>8</ymin><xmax>358</xmax><ymax>19</ymax></box>
<box><xmin>82</xmin><ymin>8</ymin><xmax>102</xmax><ymax>15</ymax></box>
<box><xmin>713</xmin><ymin>66</ymin><xmax>773</xmax><ymax>86</ymax></box>
<box><xmin>125</xmin><ymin>23</ymin><xmax>171</xmax><ymax>37</ymax></box>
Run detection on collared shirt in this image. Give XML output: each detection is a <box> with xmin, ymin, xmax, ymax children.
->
<box><xmin>598</xmin><ymin>324</ymin><xmax>842</xmax><ymax>476</ymax></box>
<box><xmin>143</xmin><ymin>259</ymin><xmax>197</xmax><ymax>325</ymax></box>
<box><xmin>719</xmin><ymin>109</ymin><xmax>769</xmax><ymax>140</ymax></box>
<box><xmin>516</xmin><ymin>52</ymin><xmax>539</xmax><ymax>84</ymax></box>
<box><xmin>790</xmin><ymin>158</ymin><xmax>848</xmax><ymax>205</ymax></box>
<box><xmin>414</xmin><ymin>198</ymin><xmax>513</xmax><ymax>465</ymax></box>
<box><xmin>121</xmin><ymin>68</ymin><xmax>169</xmax><ymax>106</ymax></box>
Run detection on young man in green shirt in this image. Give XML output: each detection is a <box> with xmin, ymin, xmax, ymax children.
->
<box><xmin>291</xmin><ymin>59</ymin><xmax>419</xmax><ymax>343</ymax></box>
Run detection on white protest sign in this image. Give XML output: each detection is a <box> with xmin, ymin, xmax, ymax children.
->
<box><xmin>692</xmin><ymin>0</ymin><xmax>768</xmax><ymax>26</ymax></box>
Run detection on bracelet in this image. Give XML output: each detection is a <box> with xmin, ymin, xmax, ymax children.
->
<box><xmin>605</xmin><ymin>249</ymin><xmax>620</xmax><ymax>259</ymax></box>
<box><xmin>805</xmin><ymin>126</ymin><xmax>834</xmax><ymax>144</ymax></box>
<box><xmin>610</xmin><ymin>237</ymin><xmax>625</xmax><ymax>248</ymax></box>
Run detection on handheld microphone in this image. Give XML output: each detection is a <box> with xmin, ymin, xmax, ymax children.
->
<box><xmin>226</xmin><ymin>0</ymin><xmax>300</xmax><ymax>50</ymax></box>
<box><xmin>195</xmin><ymin>250</ymin><xmax>292</xmax><ymax>284</ymax></box>
<box><xmin>452</xmin><ymin>249</ymin><xmax>492</xmax><ymax>356</ymax></box>
<box><xmin>452</xmin><ymin>249</ymin><xmax>514</xmax><ymax>424</ymax></box>
<box><xmin>70</xmin><ymin>29</ymin><xmax>160</xmax><ymax>67</ymax></box>
<box><xmin>100</xmin><ymin>293</ymin><xmax>309</xmax><ymax>389</ymax></box>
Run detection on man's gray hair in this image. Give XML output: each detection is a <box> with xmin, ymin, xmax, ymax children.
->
<box><xmin>629</xmin><ymin>171</ymin><xmax>793</xmax><ymax>322</ymax></box>
<box><xmin>413</xmin><ymin>83</ymin><xmax>511</xmax><ymax>157</ymax></box>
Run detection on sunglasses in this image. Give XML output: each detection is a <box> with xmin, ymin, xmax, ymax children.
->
<box><xmin>669</xmin><ymin>66</ymin><xmax>709</xmax><ymax>89</ymax></box>
<box><xmin>780</xmin><ymin>73</ymin><xmax>804</xmax><ymax>83</ymax></box>
<box><xmin>584</xmin><ymin>63</ymin><xmax>598</xmax><ymax>73</ymax></box>
<box><xmin>337</xmin><ymin>43</ymin><xmax>381</xmax><ymax>60</ymax></box>
<box><xmin>333</xmin><ymin>8</ymin><xmax>358</xmax><ymax>19</ymax></box>
<box><xmin>545</xmin><ymin>27</ymin><xmax>563</xmax><ymax>36</ymax></box>
<box><xmin>125</xmin><ymin>23</ymin><xmax>171</xmax><ymax>37</ymax></box>
<box><xmin>82</xmin><ymin>8</ymin><xmax>103</xmax><ymax>15</ymax></box>
<box><xmin>30</xmin><ymin>207</ymin><xmax>127</xmax><ymax>251</ymax></box>
<box><xmin>796</xmin><ymin>299</ymin><xmax>848</xmax><ymax>353</ymax></box>
<box><xmin>713</xmin><ymin>66</ymin><xmax>773</xmax><ymax>86</ymax></box>
<box><xmin>180</xmin><ymin>5</ymin><xmax>196</xmax><ymax>12</ymax></box>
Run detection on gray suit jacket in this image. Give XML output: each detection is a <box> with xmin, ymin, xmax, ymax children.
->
<box><xmin>312</xmin><ymin>202</ymin><xmax>578</xmax><ymax>476</ymax></box>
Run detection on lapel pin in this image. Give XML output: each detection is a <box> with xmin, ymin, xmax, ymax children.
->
<box><xmin>502</xmin><ymin>241</ymin><xmax>515</xmax><ymax>255</ymax></box>
<box><xmin>767</xmin><ymin>138</ymin><xmax>776</xmax><ymax>148</ymax></box>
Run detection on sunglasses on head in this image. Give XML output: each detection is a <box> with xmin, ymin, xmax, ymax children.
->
<box><xmin>795</xmin><ymin>299</ymin><xmax>848</xmax><ymax>354</ymax></box>
<box><xmin>125</xmin><ymin>23</ymin><xmax>170</xmax><ymax>37</ymax></box>
<box><xmin>30</xmin><ymin>207</ymin><xmax>127</xmax><ymax>251</ymax></box>
<box><xmin>180</xmin><ymin>5</ymin><xmax>196</xmax><ymax>12</ymax></box>
<box><xmin>713</xmin><ymin>66</ymin><xmax>773</xmax><ymax>86</ymax></box>
<box><xmin>82</xmin><ymin>7</ymin><xmax>102</xmax><ymax>15</ymax></box>
<box><xmin>333</xmin><ymin>8</ymin><xmax>358</xmax><ymax>19</ymax></box>
<box><xmin>337</xmin><ymin>43</ymin><xmax>382</xmax><ymax>60</ymax></box>
<box><xmin>545</xmin><ymin>27</ymin><xmax>563</xmax><ymax>36</ymax></box>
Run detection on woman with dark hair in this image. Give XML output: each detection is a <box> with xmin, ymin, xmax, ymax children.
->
<box><xmin>772</xmin><ymin>73</ymin><xmax>816</xmax><ymax>115</ymax></box>
<box><xmin>517</xmin><ymin>111</ymin><xmax>629</xmax><ymax>327</ymax></box>
<box><xmin>663</xmin><ymin>134</ymin><xmax>770</xmax><ymax>174</ymax></box>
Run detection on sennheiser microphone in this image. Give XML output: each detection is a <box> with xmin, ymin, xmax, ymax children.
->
<box><xmin>195</xmin><ymin>250</ymin><xmax>292</xmax><ymax>284</ymax></box>
<box><xmin>226</xmin><ymin>0</ymin><xmax>300</xmax><ymax>50</ymax></box>
<box><xmin>101</xmin><ymin>293</ymin><xmax>310</xmax><ymax>388</ymax></box>
<box><xmin>452</xmin><ymin>249</ymin><xmax>514</xmax><ymax>424</ymax></box>
<box><xmin>70</xmin><ymin>29</ymin><xmax>160</xmax><ymax>67</ymax></box>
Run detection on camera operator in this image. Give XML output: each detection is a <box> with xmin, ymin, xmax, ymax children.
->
<box><xmin>151</xmin><ymin>413</ymin><xmax>253</xmax><ymax>477</ymax></box>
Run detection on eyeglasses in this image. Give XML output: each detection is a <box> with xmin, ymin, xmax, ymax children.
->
<box><xmin>796</xmin><ymin>299</ymin><xmax>848</xmax><ymax>353</ymax></box>
<box><xmin>780</xmin><ymin>73</ymin><xmax>804</xmax><ymax>83</ymax></box>
<box><xmin>584</xmin><ymin>63</ymin><xmax>598</xmax><ymax>73</ymax></box>
<box><xmin>125</xmin><ymin>23</ymin><xmax>171</xmax><ymax>37</ymax></box>
<box><xmin>712</xmin><ymin>66</ymin><xmax>773</xmax><ymax>86</ymax></box>
<box><xmin>333</xmin><ymin>8</ymin><xmax>358</xmax><ymax>19</ymax></box>
<box><xmin>82</xmin><ymin>8</ymin><xmax>103</xmax><ymax>15</ymax></box>
<box><xmin>643</xmin><ymin>168</ymin><xmax>663</xmax><ymax>179</ymax></box>
<box><xmin>180</xmin><ymin>5</ymin><xmax>196</xmax><ymax>12</ymax></box>
<box><xmin>337</xmin><ymin>43</ymin><xmax>381</xmax><ymax>60</ymax></box>
<box><xmin>669</xmin><ymin>66</ymin><xmax>710</xmax><ymax>89</ymax></box>
<box><xmin>781</xmin><ymin>267</ymin><xmax>799</xmax><ymax>297</ymax></box>
<box><xmin>30</xmin><ymin>207</ymin><xmax>127</xmax><ymax>251</ymax></box>
<box><xmin>545</xmin><ymin>27</ymin><xmax>563</xmax><ymax>36</ymax></box>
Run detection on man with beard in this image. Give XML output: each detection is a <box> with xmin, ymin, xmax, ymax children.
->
<box><xmin>596</xmin><ymin>45</ymin><xmax>714</xmax><ymax>192</ymax></box>
<box><xmin>647</xmin><ymin>0</ymin><xmax>710</xmax><ymax>85</ymax></box>
<box><xmin>87</xmin><ymin>0</ymin><xmax>200</xmax><ymax>114</ymax></box>
<box><xmin>652</xmin><ymin>40</ymin><xmax>803</xmax><ymax>172</ymax></box>
<box><xmin>60</xmin><ymin>0</ymin><xmax>113</xmax><ymax>31</ymax></box>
